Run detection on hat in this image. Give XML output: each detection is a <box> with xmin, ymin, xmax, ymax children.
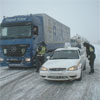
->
<box><xmin>83</xmin><ymin>42</ymin><xmax>89</xmax><ymax>47</ymax></box>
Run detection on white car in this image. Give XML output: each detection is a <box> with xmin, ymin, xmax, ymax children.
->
<box><xmin>40</xmin><ymin>47</ymin><xmax>86</xmax><ymax>81</ymax></box>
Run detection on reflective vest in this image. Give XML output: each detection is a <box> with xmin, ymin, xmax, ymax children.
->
<box><xmin>89</xmin><ymin>46</ymin><xmax>94</xmax><ymax>52</ymax></box>
<box><xmin>38</xmin><ymin>46</ymin><xmax>46</xmax><ymax>55</ymax></box>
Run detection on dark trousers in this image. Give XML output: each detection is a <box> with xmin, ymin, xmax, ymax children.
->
<box><xmin>36</xmin><ymin>55</ymin><xmax>44</xmax><ymax>72</ymax></box>
<box><xmin>89</xmin><ymin>54</ymin><xmax>95</xmax><ymax>73</ymax></box>
<box><xmin>89</xmin><ymin>59</ymin><xmax>95</xmax><ymax>72</ymax></box>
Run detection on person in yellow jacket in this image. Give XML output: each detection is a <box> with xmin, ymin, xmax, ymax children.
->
<box><xmin>36</xmin><ymin>42</ymin><xmax>47</xmax><ymax>72</ymax></box>
<box><xmin>83</xmin><ymin>42</ymin><xmax>96</xmax><ymax>74</ymax></box>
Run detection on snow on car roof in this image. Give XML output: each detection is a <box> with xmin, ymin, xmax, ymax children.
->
<box><xmin>55</xmin><ymin>47</ymin><xmax>80</xmax><ymax>51</ymax></box>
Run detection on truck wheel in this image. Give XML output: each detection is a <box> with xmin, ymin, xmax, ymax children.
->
<box><xmin>8</xmin><ymin>66</ymin><xmax>13</xmax><ymax>69</ymax></box>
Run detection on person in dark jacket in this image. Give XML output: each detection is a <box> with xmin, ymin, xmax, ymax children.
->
<box><xmin>36</xmin><ymin>42</ymin><xmax>47</xmax><ymax>72</ymax></box>
<box><xmin>83</xmin><ymin>42</ymin><xmax>96</xmax><ymax>74</ymax></box>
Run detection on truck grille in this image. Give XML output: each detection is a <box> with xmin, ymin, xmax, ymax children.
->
<box><xmin>2</xmin><ymin>44</ymin><xmax>29</xmax><ymax>57</ymax></box>
<box><xmin>7</xmin><ymin>59</ymin><xmax>22</xmax><ymax>64</ymax></box>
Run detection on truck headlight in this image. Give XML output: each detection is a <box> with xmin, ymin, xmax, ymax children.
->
<box><xmin>68</xmin><ymin>66</ymin><xmax>78</xmax><ymax>71</ymax></box>
<box><xmin>0</xmin><ymin>58</ymin><xmax>4</xmax><ymax>62</ymax></box>
<box><xmin>25</xmin><ymin>58</ymin><xmax>31</xmax><ymax>62</ymax></box>
<box><xmin>40</xmin><ymin>67</ymin><xmax>48</xmax><ymax>71</ymax></box>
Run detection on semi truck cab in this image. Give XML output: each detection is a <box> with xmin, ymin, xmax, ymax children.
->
<box><xmin>0</xmin><ymin>15</ymin><xmax>40</xmax><ymax>67</ymax></box>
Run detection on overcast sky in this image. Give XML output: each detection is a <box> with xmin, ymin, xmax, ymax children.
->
<box><xmin>0</xmin><ymin>0</ymin><xmax>100</xmax><ymax>43</ymax></box>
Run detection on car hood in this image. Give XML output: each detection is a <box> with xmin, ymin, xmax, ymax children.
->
<box><xmin>42</xmin><ymin>59</ymin><xmax>80</xmax><ymax>69</ymax></box>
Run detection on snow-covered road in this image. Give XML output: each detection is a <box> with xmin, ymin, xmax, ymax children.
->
<box><xmin>0</xmin><ymin>45</ymin><xmax>100</xmax><ymax>100</ymax></box>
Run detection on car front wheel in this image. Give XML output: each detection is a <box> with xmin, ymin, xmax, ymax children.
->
<box><xmin>77</xmin><ymin>70</ymin><xmax>82</xmax><ymax>81</ymax></box>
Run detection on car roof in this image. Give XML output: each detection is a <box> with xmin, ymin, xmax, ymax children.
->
<box><xmin>55</xmin><ymin>47</ymin><xmax>80</xmax><ymax>51</ymax></box>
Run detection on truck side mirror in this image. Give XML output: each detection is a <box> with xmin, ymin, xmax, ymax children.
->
<box><xmin>33</xmin><ymin>26</ymin><xmax>38</xmax><ymax>35</ymax></box>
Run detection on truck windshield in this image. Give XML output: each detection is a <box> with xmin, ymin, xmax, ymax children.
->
<box><xmin>0</xmin><ymin>25</ymin><xmax>31</xmax><ymax>39</ymax></box>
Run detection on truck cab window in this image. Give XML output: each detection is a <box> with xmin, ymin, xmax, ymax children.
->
<box><xmin>33</xmin><ymin>26</ymin><xmax>38</xmax><ymax>35</ymax></box>
<box><xmin>2</xmin><ymin>27</ymin><xmax>7</xmax><ymax>36</ymax></box>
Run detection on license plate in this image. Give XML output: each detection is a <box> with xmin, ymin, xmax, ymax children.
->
<box><xmin>48</xmin><ymin>76</ymin><xmax>67</xmax><ymax>79</ymax></box>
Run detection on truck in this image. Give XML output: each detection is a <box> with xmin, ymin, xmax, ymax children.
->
<box><xmin>70</xmin><ymin>37</ymin><xmax>81</xmax><ymax>49</ymax></box>
<box><xmin>0</xmin><ymin>14</ymin><xmax>70</xmax><ymax>68</ymax></box>
<box><xmin>70</xmin><ymin>35</ymin><xmax>88</xmax><ymax>49</ymax></box>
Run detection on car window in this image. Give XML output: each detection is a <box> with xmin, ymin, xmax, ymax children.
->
<box><xmin>51</xmin><ymin>50</ymin><xmax>79</xmax><ymax>59</ymax></box>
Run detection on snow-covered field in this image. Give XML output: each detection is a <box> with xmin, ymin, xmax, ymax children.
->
<box><xmin>0</xmin><ymin>45</ymin><xmax>100</xmax><ymax>100</ymax></box>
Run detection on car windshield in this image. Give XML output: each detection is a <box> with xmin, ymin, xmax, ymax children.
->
<box><xmin>51</xmin><ymin>50</ymin><xmax>79</xmax><ymax>59</ymax></box>
<box><xmin>0</xmin><ymin>25</ymin><xmax>31</xmax><ymax>39</ymax></box>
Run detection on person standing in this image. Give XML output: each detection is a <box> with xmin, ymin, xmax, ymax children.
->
<box><xmin>36</xmin><ymin>42</ymin><xmax>47</xmax><ymax>72</ymax></box>
<box><xmin>83</xmin><ymin>42</ymin><xmax>96</xmax><ymax>74</ymax></box>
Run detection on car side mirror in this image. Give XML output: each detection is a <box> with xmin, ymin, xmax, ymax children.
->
<box><xmin>47</xmin><ymin>56</ymin><xmax>50</xmax><ymax>60</ymax></box>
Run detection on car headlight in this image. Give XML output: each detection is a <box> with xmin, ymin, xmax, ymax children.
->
<box><xmin>68</xmin><ymin>60</ymin><xmax>81</xmax><ymax>71</ymax></box>
<box><xmin>0</xmin><ymin>58</ymin><xmax>4</xmax><ymax>62</ymax></box>
<box><xmin>25</xmin><ymin>58</ymin><xmax>31</xmax><ymax>62</ymax></box>
<box><xmin>68</xmin><ymin>66</ymin><xmax>78</xmax><ymax>71</ymax></box>
<box><xmin>40</xmin><ymin>67</ymin><xmax>48</xmax><ymax>71</ymax></box>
